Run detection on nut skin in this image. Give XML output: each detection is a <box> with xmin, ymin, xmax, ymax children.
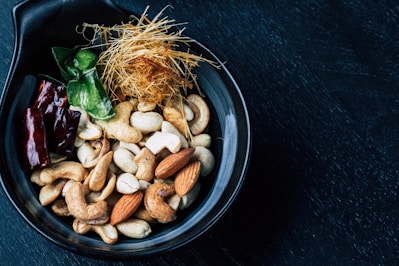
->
<box><xmin>155</xmin><ymin>148</ymin><xmax>194</xmax><ymax>179</ymax></box>
<box><xmin>110</xmin><ymin>190</ymin><xmax>143</xmax><ymax>225</ymax></box>
<box><xmin>174</xmin><ymin>161</ymin><xmax>201</xmax><ymax>197</ymax></box>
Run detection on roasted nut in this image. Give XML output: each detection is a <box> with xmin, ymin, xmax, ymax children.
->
<box><xmin>155</xmin><ymin>148</ymin><xmax>194</xmax><ymax>179</ymax></box>
<box><xmin>186</xmin><ymin>94</ymin><xmax>210</xmax><ymax>135</ymax></box>
<box><xmin>145</xmin><ymin>131</ymin><xmax>181</xmax><ymax>154</ymax></box>
<box><xmin>39</xmin><ymin>161</ymin><xmax>88</xmax><ymax>185</ymax></box>
<box><xmin>174</xmin><ymin>161</ymin><xmax>201</xmax><ymax>196</ymax></box>
<box><xmin>134</xmin><ymin>147</ymin><xmax>156</xmax><ymax>182</ymax></box>
<box><xmin>110</xmin><ymin>191</ymin><xmax>143</xmax><ymax>225</ymax></box>
<box><xmin>167</xmin><ymin>193</ymin><xmax>181</xmax><ymax>211</ymax></box>
<box><xmin>130</xmin><ymin>111</ymin><xmax>163</xmax><ymax>135</ymax></box>
<box><xmin>88</xmin><ymin>151</ymin><xmax>114</xmax><ymax>191</ymax></box>
<box><xmin>161</xmin><ymin>121</ymin><xmax>189</xmax><ymax>148</ymax></box>
<box><xmin>73</xmin><ymin>219</ymin><xmax>118</xmax><ymax>245</ymax></box>
<box><xmin>70</xmin><ymin>106</ymin><xmax>103</xmax><ymax>140</ymax></box>
<box><xmin>163</xmin><ymin>101</ymin><xmax>188</xmax><ymax>137</ymax></box>
<box><xmin>116</xmin><ymin>173</ymin><xmax>140</xmax><ymax>194</ymax></box>
<box><xmin>86</xmin><ymin>172</ymin><xmax>116</xmax><ymax>203</ymax></box>
<box><xmin>51</xmin><ymin>199</ymin><xmax>71</xmax><ymax>216</ymax></box>
<box><xmin>189</xmin><ymin>133</ymin><xmax>211</xmax><ymax>148</ymax></box>
<box><xmin>39</xmin><ymin>179</ymin><xmax>67</xmax><ymax>206</ymax></box>
<box><xmin>113</xmin><ymin>148</ymin><xmax>138</xmax><ymax>174</ymax></box>
<box><xmin>137</xmin><ymin>101</ymin><xmax>156</xmax><ymax>112</ymax></box>
<box><xmin>65</xmin><ymin>181</ymin><xmax>109</xmax><ymax>221</ymax></box>
<box><xmin>118</xmin><ymin>141</ymin><xmax>141</xmax><ymax>155</ymax></box>
<box><xmin>192</xmin><ymin>146</ymin><xmax>215</xmax><ymax>176</ymax></box>
<box><xmin>77</xmin><ymin>138</ymin><xmax>110</xmax><ymax>168</ymax></box>
<box><xmin>116</xmin><ymin>218</ymin><xmax>152</xmax><ymax>239</ymax></box>
<box><xmin>95</xmin><ymin>101</ymin><xmax>142</xmax><ymax>143</ymax></box>
<box><xmin>144</xmin><ymin>182</ymin><xmax>176</xmax><ymax>223</ymax></box>
<box><xmin>179</xmin><ymin>182</ymin><xmax>201</xmax><ymax>210</ymax></box>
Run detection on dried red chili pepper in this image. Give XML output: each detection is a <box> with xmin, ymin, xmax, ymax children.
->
<box><xmin>41</xmin><ymin>103</ymin><xmax>80</xmax><ymax>157</ymax></box>
<box><xmin>23</xmin><ymin>107</ymin><xmax>51</xmax><ymax>170</ymax></box>
<box><xmin>34</xmin><ymin>79</ymin><xmax>68</xmax><ymax>110</ymax></box>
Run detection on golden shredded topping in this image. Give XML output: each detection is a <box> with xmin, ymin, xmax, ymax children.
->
<box><xmin>78</xmin><ymin>6</ymin><xmax>218</xmax><ymax>107</ymax></box>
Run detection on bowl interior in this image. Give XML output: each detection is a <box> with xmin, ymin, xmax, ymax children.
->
<box><xmin>0</xmin><ymin>0</ymin><xmax>251</xmax><ymax>257</ymax></box>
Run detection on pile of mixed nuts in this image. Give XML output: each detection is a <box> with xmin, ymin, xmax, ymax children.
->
<box><xmin>28</xmin><ymin>80</ymin><xmax>215</xmax><ymax>244</ymax></box>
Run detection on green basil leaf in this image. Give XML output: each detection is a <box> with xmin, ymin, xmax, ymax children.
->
<box><xmin>51</xmin><ymin>47</ymin><xmax>78</xmax><ymax>81</ymax></box>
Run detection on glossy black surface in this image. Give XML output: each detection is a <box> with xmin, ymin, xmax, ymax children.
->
<box><xmin>0</xmin><ymin>0</ymin><xmax>250</xmax><ymax>259</ymax></box>
<box><xmin>2</xmin><ymin>0</ymin><xmax>399</xmax><ymax>264</ymax></box>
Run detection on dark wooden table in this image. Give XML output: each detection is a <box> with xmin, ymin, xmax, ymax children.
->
<box><xmin>2</xmin><ymin>0</ymin><xmax>399</xmax><ymax>264</ymax></box>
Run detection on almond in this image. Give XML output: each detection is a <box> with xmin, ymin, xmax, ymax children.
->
<box><xmin>110</xmin><ymin>190</ymin><xmax>143</xmax><ymax>225</ymax></box>
<box><xmin>174</xmin><ymin>161</ymin><xmax>201</xmax><ymax>196</ymax></box>
<box><xmin>155</xmin><ymin>148</ymin><xmax>194</xmax><ymax>179</ymax></box>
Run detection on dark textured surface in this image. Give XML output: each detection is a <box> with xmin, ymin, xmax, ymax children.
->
<box><xmin>1</xmin><ymin>0</ymin><xmax>399</xmax><ymax>264</ymax></box>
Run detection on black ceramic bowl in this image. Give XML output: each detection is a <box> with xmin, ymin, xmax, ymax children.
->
<box><xmin>0</xmin><ymin>0</ymin><xmax>251</xmax><ymax>258</ymax></box>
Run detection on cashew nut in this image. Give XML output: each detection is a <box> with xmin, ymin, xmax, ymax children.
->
<box><xmin>179</xmin><ymin>182</ymin><xmax>201</xmax><ymax>210</ymax></box>
<box><xmin>116</xmin><ymin>173</ymin><xmax>140</xmax><ymax>194</ymax></box>
<box><xmin>39</xmin><ymin>161</ymin><xmax>88</xmax><ymax>185</ymax></box>
<box><xmin>113</xmin><ymin>148</ymin><xmax>138</xmax><ymax>174</ymax></box>
<box><xmin>134</xmin><ymin>147</ymin><xmax>156</xmax><ymax>182</ymax></box>
<box><xmin>77</xmin><ymin>138</ymin><xmax>110</xmax><ymax>168</ymax></box>
<box><xmin>73</xmin><ymin>219</ymin><xmax>118</xmax><ymax>245</ymax></box>
<box><xmin>133</xmin><ymin>207</ymin><xmax>157</xmax><ymax>225</ymax></box>
<box><xmin>70</xmin><ymin>106</ymin><xmax>103</xmax><ymax>140</ymax></box>
<box><xmin>161</xmin><ymin>121</ymin><xmax>188</xmax><ymax>148</ymax></box>
<box><xmin>30</xmin><ymin>169</ymin><xmax>45</xmax><ymax>186</ymax></box>
<box><xmin>86</xmin><ymin>172</ymin><xmax>116</xmax><ymax>203</ymax></box>
<box><xmin>118</xmin><ymin>141</ymin><xmax>141</xmax><ymax>155</ymax></box>
<box><xmin>65</xmin><ymin>181</ymin><xmax>109</xmax><ymax>221</ymax></box>
<box><xmin>192</xmin><ymin>146</ymin><xmax>215</xmax><ymax>176</ymax></box>
<box><xmin>138</xmin><ymin>180</ymin><xmax>151</xmax><ymax>191</ymax></box>
<box><xmin>145</xmin><ymin>131</ymin><xmax>181</xmax><ymax>154</ymax></box>
<box><xmin>189</xmin><ymin>133</ymin><xmax>211</xmax><ymax>148</ymax></box>
<box><xmin>163</xmin><ymin>101</ymin><xmax>188</xmax><ymax>137</ymax></box>
<box><xmin>39</xmin><ymin>179</ymin><xmax>67</xmax><ymax>206</ymax></box>
<box><xmin>116</xmin><ymin>218</ymin><xmax>152</xmax><ymax>239</ymax></box>
<box><xmin>130</xmin><ymin>111</ymin><xmax>163</xmax><ymax>135</ymax></box>
<box><xmin>144</xmin><ymin>182</ymin><xmax>176</xmax><ymax>223</ymax></box>
<box><xmin>186</xmin><ymin>94</ymin><xmax>210</xmax><ymax>135</ymax></box>
<box><xmin>167</xmin><ymin>193</ymin><xmax>181</xmax><ymax>211</ymax></box>
<box><xmin>183</xmin><ymin>103</ymin><xmax>194</xmax><ymax>121</ymax></box>
<box><xmin>51</xmin><ymin>199</ymin><xmax>70</xmax><ymax>216</ymax></box>
<box><xmin>87</xmin><ymin>151</ymin><xmax>114</xmax><ymax>192</ymax></box>
<box><xmin>95</xmin><ymin>101</ymin><xmax>142</xmax><ymax>143</ymax></box>
<box><xmin>137</xmin><ymin>101</ymin><xmax>156</xmax><ymax>112</ymax></box>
